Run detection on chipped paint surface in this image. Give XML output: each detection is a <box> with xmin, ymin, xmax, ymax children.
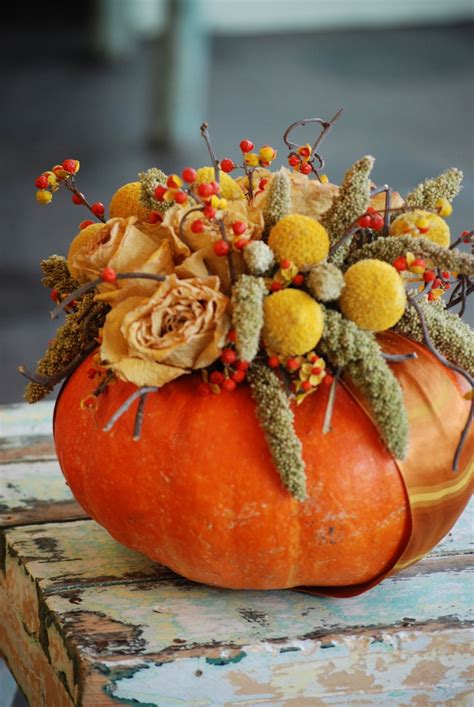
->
<box><xmin>1</xmin><ymin>401</ymin><xmax>473</xmax><ymax>705</ymax></box>
<box><xmin>0</xmin><ymin>400</ymin><xmax>54</xmax><ymax>439</ymax></box>
<box><xmin>0</xmin><ymin>460</ymin><xmax>71</xmax><ymax>509</ymax></box>
<box><xmin>42</xmin><ymin>566</ymin><xmax>473</xmax><ymax>659</ymax></box>
<box><xmin>108</xmin><ymin>631</ymin><xmax>473</xmax><ymax>705</ymax></box>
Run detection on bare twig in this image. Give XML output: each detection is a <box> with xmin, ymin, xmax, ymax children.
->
<box><xmin>407</xmin><ymin>296</ymin><xmax>473</xmax><ymax>471</ymax></box>
<box><xmin>283</xmin><ymin>109</ymin><xmax>343</xmax><ymax>181</ymax></box>
<box><xmin>103</xmin><ymin>386</ymin><xmax>159</xmax><ymax>433</ymax></box>
<box><xmin>200</xmin><ymin>122</ymin><xmax>220</xmax><ymax>183</ymax></box>
<box><xmin>322</xmin><ymin>368</ymin><xmax>341</xmax><ymax>434</ymax></box>
<box><xmin>382</xmin><ymin>352</ymin><xmax>418</xmax><ymax>363</ymax></box>
<box><xmin>51</xmin><ymin>272</ymin><xmax>167</xmax><ymax>319</ymax></box>
<box><xmin>18</xmin><ymin>341</ymin><xmax>98</xmax><ymax>388</ymax></box>
<box><xmin>63</xmin><ymin>177</ymin><xmax>106</xmax><ymax>223</ymax></box>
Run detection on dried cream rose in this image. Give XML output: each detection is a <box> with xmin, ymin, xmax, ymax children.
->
<box><xmin>159</xmin><ymin>203</ymin><xmax>265</xmax><ymax>294</ymax></box>
<box><xmin>69</xmin><ymin>217</ymin><xmax>177</xmax><ymax>303</ymax></box>
<box><xmin>100</xmin><ymin>275</ymin><xmax>230</xmax><ymax>387</ymax></box>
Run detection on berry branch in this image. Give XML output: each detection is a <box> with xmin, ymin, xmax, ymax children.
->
<box><xmin>50</xmin><ymin>271</ymin><xmax>167</xmax><ymax>319</ymax></box>
<box><xmin>283</xmin><ymin>108</ymin><xmax>343</xmax><ymax>180</ymax></box>
<box><xmin>63</xmin><ymin>177</ymin><xmax>106</xmax><ymax>223</ymax></box>
<box><xmin>200</xmin><ymin>123</ymin><xmax>220</xmax><ymax>183</ymax></box>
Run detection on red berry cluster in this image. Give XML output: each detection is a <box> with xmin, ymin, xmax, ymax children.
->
<box><xmin>267</xmin><ymin>351</ymin><xmax>332</xmax><ymax>398</ymax></box>
<box><xmin>393</xmin><ymin>255</ymin><xmax>452</xmax><ymax>301</ymax></box>
<box><xmin>288</xmin><ymin>143</ymin><xmax>314</xmax><ymax>175</ymax></box>
<box><xmin>219</xmin><ymin>140</ymin><xmax>274</xmax><ymax>197</ymax></box>
<box><xmin>198</xmin><ymin>331</ymin><xmax>249</xmax><ymax>396</ymax></box>
<box><xmin>358</xmin><ymin>206</ymin><xmax>384</xmax><ymax>231</ymax></box>
<box><xmin>34</xmin><ymin>158</ymin><xmax>105</xmax><ymax>221</ymax></box>
<box><xmin>269</xmin><ymin>259</ymin><xmax>304</xmax><ymax>292</ymax></box>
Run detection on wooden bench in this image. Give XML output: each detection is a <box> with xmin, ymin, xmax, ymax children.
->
<box><xmin>1</xmin><ymin>401</ymin><xmax>472</xmax><ymax>705</ymax></box>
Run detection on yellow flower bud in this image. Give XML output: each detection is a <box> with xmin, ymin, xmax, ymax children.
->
<box><xmin>210</xmin><ymin>194</ymin><xmax>220</xmax><ymax>208</ymax></box>
<box><xmin>218</xmin><ymin>198</ymin><xmax>228</xmax><ymax>209</ymax></box>
<box><xmin>319</xmin><ymin>174</ymin><xmax>329</xmax><ymax>184</ymax></box>
<box><xmin>46</xmin><ymin>173</ymin><xmax>58</xmax><ymax>188</ymax></box>
<box><xmin>244</xmin><ymin>153</ymin><xmax>259</xmax><ymax>167</ymax></box>
<box><xmin>259</xmin><ymin>145</ymin><xmax>276</xmax><ymax>163</ymax></box>
<box><xmin>415</xmin><ymin>217</ymin><xmax>430</xmax><ymax>229</ymax></box>
<box><xmin>52</xmin><ymin>165</ymin><xmax>68</xmax><ymax>180</ymax></box>
<box><xmin>36</xmin><ymin>190</ymin><xmax>53</xmax><ymax>204</ymax></box>
<box><xmin>435</xmin><ymin>197</ymin><xmax>453</xmax><ymax>218</ymax></box>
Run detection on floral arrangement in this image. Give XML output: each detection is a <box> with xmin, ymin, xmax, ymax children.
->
<box><xmin>22</xmin><ymin>111</ymin><xmax>473</xmax><ymax>505</ymax></box>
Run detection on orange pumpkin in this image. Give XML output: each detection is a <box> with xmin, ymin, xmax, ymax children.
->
<box><xmin>54</xmin><ymin>332</ymin><xmax>473</xmax><ymax>593</ymax></box>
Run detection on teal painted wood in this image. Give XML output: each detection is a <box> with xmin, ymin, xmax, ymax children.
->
<box><xmin>0</xmin><ymin>400</ymin><xmax>54</xmax><ymax>439</ymax></box>
<box><xmin>107</xmin><ymin>628</ymin><xmax>473</xmax><ymax>706</ymax></box>
<box><xmin>1</xmin><ymin>401</ymin><xmax>473</xmax><ymax>704</ymax></box>
<box><xmin>0</xmin><ymin>460</ymin><xmax>71</xmax><ymax>511</ymax></box>
<box><xmin>3</xmin><ymin>515</ymin><xmax>473</xmax><ymax>704</ymax></box>
<box><xmin>3</xmin><ymin>519</ymin><xmax>472</xmax><ymax>659</ymax></box>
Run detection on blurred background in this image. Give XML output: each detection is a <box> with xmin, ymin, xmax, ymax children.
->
<box><xmin>1</xmin><ymin>0</ymin><xmax>473</xmax><ymax>404</ymax></box>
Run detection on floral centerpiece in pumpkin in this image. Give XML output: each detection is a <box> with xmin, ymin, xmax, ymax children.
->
<box><xmin>21</xmin><ymin>111</ymin><xmax>473</xmax><ymax>595</ymax></box>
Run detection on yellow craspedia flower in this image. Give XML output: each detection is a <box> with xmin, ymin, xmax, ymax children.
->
<box><xmin>340</xmin><ymin>259</ymin><xmax>407</xmax><ymax>332</ymax></box>
<box><xmin>389</xmin><ymin>209</ymin><xmax>450</xmax><ymax>248</ymax></box>
<box><xmin>67</xmin><ymin>223</ymin><xmax>107</xmax><ymax>278</ymax></box>
<box><xmin>195</xmin><ymin>167</ymin><xmax>243</xmax><ymax>200</ymax></box>
<box><xmin>263</xmin><ymin>289</ymin><xmax>324</xmax><ymax>356</ymax></box>
<box><xmin>268</xmin><ymin>214</ymin><xmax>330</xmax><ymax>269</ymax></box>
<box><xmin>109</xmin><ymin>182</ymin><xmax>151</xmax><ymax>221</ymax></box>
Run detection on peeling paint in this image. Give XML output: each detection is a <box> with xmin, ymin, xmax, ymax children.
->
<box><xmin>206</xmin><ymin>651</ymin><xmax>247</xmax><ymax>666</ymax></box>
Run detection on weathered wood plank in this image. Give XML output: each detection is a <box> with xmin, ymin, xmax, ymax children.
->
<box><xmin>103</xmin><ymin>627</ymin><xmax>474</xmax><ymax>706</ymax></box>
<box><xmin>0</xmin><ymin>401</ymin><xmax>54</xmax><ymax>439</ymax></box>
<box><xmin>2</xmin><ymin>495</ymin><xmax>472</xmax><ymax>594</ymax></box>
<box><xmin>0</xmin><ymin>401</ymin><xmax>55</xmax><ymax>462</ymax></box>
<box><xmin>2</xmin><ymin>533</ymin><xmax>473</xmax><ymax>707</ymax></box>
<box><xmin>1</xmin><ymin>400</ymin><xmax>473</xmax><ymax>704</ymax></box>
<box><xmin>0</xmin><ymin>461</ymin><xmax>87</xmax><ymax>528</ymax></box>
<box><xmin>3</xmin><ymin>519</ymin><xmax>473</xmax><ymax>659</ymax></box>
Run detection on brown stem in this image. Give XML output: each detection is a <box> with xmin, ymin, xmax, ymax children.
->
<box><xmin>329</xmin><ymin>204</ymin><xmax>428</xmax><ymax>258</ymax></box>
<box><xmin>19</xmin><ymin>341</ymin><xmax>97</xmax><ymax>388</ymax></box>
<box><xmin>447</xmin><ymin>279</ymin><xmax>473</xmax><ymax>310</ymax></box>
<box><xmin>283</xmin><ymin>109</ymin><xmax>343</xmax><ymax>179</ymax></box>
<box><xmin>92</xmin><ymin>369</ymin><xmax>115</xmax><ymax>397</ymax></box>
<box><xmin>178</xmin><ymin>206</ymin><xmax>205</xmax><ymax>241</ymax></box>
<box><xmin>322</xmin><ymin>368</ymin><xmax>341</xmax><ymax>434</ymax></box>
<box><xmin>382</xmin><ymin>352</ymin><xmax>418</xmax><ymax>363</ymax></box>
<box><xmin>450</xmin><ymin>230</ymin><xmax>472</xmax><ymax>250</ymax></box>
<box><xmin>103</xmin><ymin>386</ymin><xmax>159</xmax><ymax>433</ymax></box>
<box><xmin>64</xmin><ymin>177</ymin><xmax>106</xmax><ymax>223</ymax></box>
<box><xmin>200</xmin><ymin>122</ymin><xmax>220</xmax><ymax>183</ymax></box>
<box><xmin>51</xmin><ymin>272</ymin><xmax>167</xmax><ymax>319</ymax></box>
<box><xmin>217</xmin><ymin>218</ymin><xmax>237</xmax><ymax>285</ymax></box>
<box><xmin>407</xmin><ymin>296</ymin><xmax>473</xmax><ymax>471</ymax></box>
<box><xmin>133</xmin><ymin>393</ymin><xmax>149</xmax><ymax>441</ymax></box>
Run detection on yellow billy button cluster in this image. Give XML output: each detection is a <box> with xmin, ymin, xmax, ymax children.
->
<box><xmin>263</xmin><ymin>289</ymin><xmax>324</xmax><ymax>357</ymax></box>
<box><xmin>268</xmin><ymin>214</ymin><xmax>330</xmax><ymax>269</ymax></box>
<box><xmin>109</xmin><ymin>182</ymin><xmax>156</xmax><ymax>222</ymax></box>
<box><xmin>389</xmin><ymin>209</ymin><xmax>451</xmax><ymax>248</ymax></box>
<box><xmin>340</xmin><ymin>259</ymin><xmax>407</xmax><ymax>332</ymax></box>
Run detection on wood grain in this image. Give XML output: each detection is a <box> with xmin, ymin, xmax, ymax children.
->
<box><xmin>1</xmin><ymin>402</ymin><xmax>473</xmax><ymax>705</ymax></box>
